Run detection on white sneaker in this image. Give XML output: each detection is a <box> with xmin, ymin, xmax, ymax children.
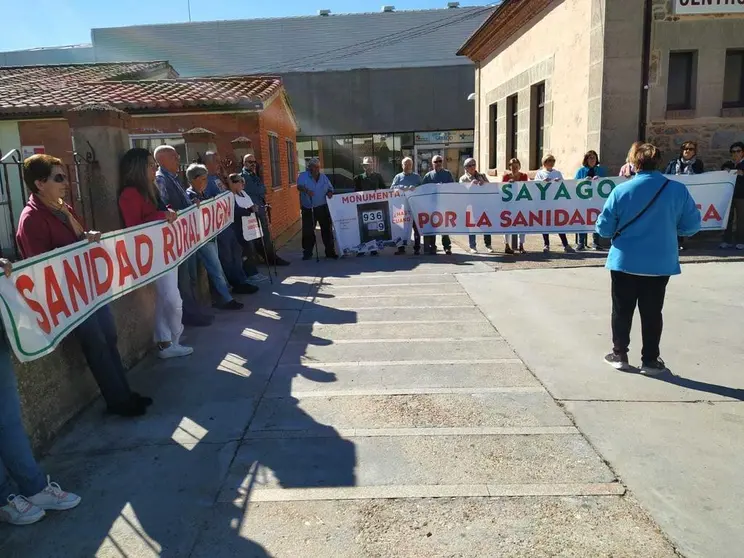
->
<box><xmin>0</xmin><ymin>495</ymin><xmax>45</xmax><ymax>525</ymax></box>
<box><xmin>736</xmin><ymin>244</ymin><xmax>744</xmax><ymax>250</ymax></box>
<box><xmin>158</xmin><ymin>343</ymin><xmax>194</xmax><ymax>359</ymax></box>
<box><xmin>486</xmin><ymin>247</ymin><xmax>494</xmax><ymax>254</ymax></box>
<box><xmin>543</xmin><ymin>245</ymin><xmax>550</xmax><ymax>253</ymax></box>
<box><xmin>469</xmin><ymin>248</ymin><xmax>477</xmax><ymax>254</ymax></box>
<box><xmin>27</xmin><ymin>477</ymin><xmax>81</xmax><ymax>511</ymax></box>
<box><xmin>719</xmin><ymin>242</ymin><xmax>734</xmax><ymax>249</ymax></box>
<box><xmin>248</xmin><ymin>273</ymin><xmax>269</xmax><ymax>283</ymax></box>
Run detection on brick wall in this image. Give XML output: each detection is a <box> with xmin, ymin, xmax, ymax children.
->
<box><xmin>648</xmin><ymin>122</ymin><xmax>744</xmax><ymax>171</ymax></box>
<box><xmin>258</xmin><ymin>93</ymin><xmax>300</xmax><ymax>238</ymax></box>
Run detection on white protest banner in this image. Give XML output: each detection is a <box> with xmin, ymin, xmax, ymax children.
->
<box><xmin>242</xmin><ymin>214</ymin><xmax>263</xmax><ymax>241</ymax></box>
<box><xmin>0</xmin><ymin>192</ymin><xmax>235</xmax><ymax>362</ymax></box>
<box><xmin>408</xmin><ymin>172</ymin><xmax>735</xmax><ymax>235</ymax></box>
<box><xmin>327</xmin><ymin>189</ymin><xmax>413</xmax><ymax>255</ymax></box>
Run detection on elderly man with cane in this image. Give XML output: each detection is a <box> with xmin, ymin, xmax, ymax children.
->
<box><xmin>241</xmin><ymin>154</ymin><xmax>290</xmax><ymax>267</ymax></box>
<box><xmin>297</xmin><ymin>158</ymin><xmax>338</xmax><ymax>261</ymax></box>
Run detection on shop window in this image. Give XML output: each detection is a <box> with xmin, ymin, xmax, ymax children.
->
<box><xmin>488</xmin><ymin>102</ymin><xmax>497</xmax><ymax>169</ymax></box>
<box><xmin>530</xmin><ymin>83</ymin><xmax>545</xmax><ymax>170</ymax></box>
<box><xmin>332</xmin><ymin>136</ymin><xmax>354</xmax><ymax>191</ymax></box>
<box><xmin>723</xmin><ymin>50</ymin><xmax>744</xmax><ymax>108</ymax></box>
<box><xmin>268</xmin><ymin>134</ymin><xmax>281</xmax><ymax>189</ymax></box>
<box><xmin>352</xmin><ymin>135</ymin><xmax>374</xmax><ymax>177</ymax></box>
<box><xmin>667</xmin><ymin>51</ymin><xmax>696</xmax><ymax>111</ymax></box>
<box><xmin>506</xmin><ymin>94</ymin><xmax>519</xmax><ymax>161</ymax></box>
<box><xmin>286</xmin><ymin>139</ymin><xmax>296</xmax><ymax>183</ymax></box>
<box><xmin>374</xmin><ymin>134</ymin><xmax>396</xmax><ymax>186</ymax></box>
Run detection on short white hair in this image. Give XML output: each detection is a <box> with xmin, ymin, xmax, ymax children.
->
<box><xmin>464</xmin><ymin>157</ymin><xmax>476</xmax><ymax>167</ymax></box>
<box><xmin>402</xmin><ymin>157</ymin><xmax>413</xmax><ymax>166</ymax></box>
<box><xmin>307</xmin><ymin>157</ymin><xmax>320</xmax><ymax>168</ymax></box>
<box><xmin>186</xmin><ymin>163</ymin><xmax>208</xmax><ymax>182</ymax></box>
<box><xmin>153</xmin><ymin>144</ymin><xmax>176</xmax><ymax>162</ymax></box>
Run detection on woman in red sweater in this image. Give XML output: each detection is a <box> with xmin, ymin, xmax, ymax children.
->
<box><xmin>501</xmin><ymin>158</ymin><xmax>528</xmax><ymax>254</ymax></box>
<box><xmin>118</xmin><ymin>148</ymin><xmax>193</xmax><ymax>360</ymax></box>
<box><xmin>15</xmin><ymin>154</ymin><xmax>150</xmax><ymax>417</ymax></box>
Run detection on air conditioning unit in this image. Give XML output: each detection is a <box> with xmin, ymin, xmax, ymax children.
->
<box><xmin>318</xmin><ymin>9</ymin><xmax>331</xmax><ymax>16</ymax></box>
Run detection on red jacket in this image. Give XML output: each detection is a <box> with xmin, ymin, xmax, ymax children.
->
<box><xmin>16</xmin><ymin>194</ymin><xmax>85</xmax><ymax>259</ymax></box>
<box><xmin>502</xmin><ymin>172</ymin><xmax>528</xmax><ymax>182</ymax></box>
<box><xmin>118</xmin><ymin>187</ymin><xmax>167</xmax><ymax>228</ymax></box>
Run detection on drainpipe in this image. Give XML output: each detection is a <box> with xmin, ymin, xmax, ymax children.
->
<box><xmin>638</xmin><ymin>0</ymin><xmax>653</xmax><ymax>141</ymax></box>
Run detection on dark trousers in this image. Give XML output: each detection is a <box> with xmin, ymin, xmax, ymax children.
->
<box><xmin>412</xmin><ymin>223</ymin><xmax>421</xmax><ymax>251</ymax></box>
<box><xmin>611</xmin><ymin>271</ymin><xmax>670</xmax><ymax>363</ymax></box>
<box><xmin>302</xmin><ymin>204</ymin><xmax>335</xmax><ymax>257</ymax></box>
<box><xmin>423</xmin><ymin>235</ymin><xmax>451</xmax><ymax>252</ymax></box>
<box><xmin>542</xmin><ymin>233</ymin><xmax>569</xmax><ymax>246</ymax></box>
<box><xmin>253</xmin><ymin>208</ymin><xmax>277</xmax><ymax>262</ymax></box>
<box><xmin>723</xmin><ymin>198</ymin><xmax>744</xmax><ymax>244</ymax></box>
<box><xmin>73</xmin><ymin>305</ymin><xmax>132</xmax><ymax>408</ymax></box>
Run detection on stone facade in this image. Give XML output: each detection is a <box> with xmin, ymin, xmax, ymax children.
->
<box><xmin>465</xmin><ymin>0</ymin><xmax>744</xmax><ymax>176</ymax></box>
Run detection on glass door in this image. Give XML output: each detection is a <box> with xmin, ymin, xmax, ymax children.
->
<box><xmin>445</xmin><ymin>145</ymin><xmax>474</xmax><ymax>181</ymax></box>
<box><xmin>414</xmin><ymin>145</ymin><xmax>444</xmax><ymax>176</ymax></box>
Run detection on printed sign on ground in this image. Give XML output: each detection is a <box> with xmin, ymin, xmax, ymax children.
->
<box><xmin>0</xmin><ymin>192</ymin><xmax>235</xmax><ymax>362</ymax></box>
<box><xmin>328</xmin><ymin>189</ymin><xmax>413</xmax><ymax>255</ymax></box>
<box><xmin>407</xmin><ymin>172</ymin><xmax>735</xmax><ymax>235</ymax></box>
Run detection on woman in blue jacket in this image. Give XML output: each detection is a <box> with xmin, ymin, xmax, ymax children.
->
<box><xmin>595</xmin><ymin>143</ymin><xmax>701</xmax><ymax>375</ymax></box>
<box><xmin>575</xmin><ymin>150</ymin><xmax>608</xmax><ymax>250</ymax></box>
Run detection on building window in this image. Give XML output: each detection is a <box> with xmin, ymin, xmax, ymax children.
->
<box><xmin>286</xmin><ymin>140</ymin><xmax>296</xmax><ymax>183</ymax></box>
<box><xmin>130</xmin><ymin>134</ymin><xmax>188</xmax><ymax>163</ymax></box>
<box><xmin>506</xmin><ymin>94</ymin><xmax>518</xmax><ymax>161</ymax></box>
<box><xmin>667</xmin><ymin>51</ymin><xmax>696</xmax><ymax>111</ymax></box>
<box><xmin>488</xmin><ymin>103</ymin><xmax>497</xmax><ymax>169</ymax></box>
<box><xmin>268</xmin><ymin>134</ymin><xmax>281</xmax><ymax>188</ymax></box>
<box><xmin>530</xmin><ymin>82</ymin><xmax>546</xmax><ymax>170</ymax></box>
<box><xmin>724</xmin><ymin>50</ymin><xmax>744</xmax><ymax>108</ymax></box>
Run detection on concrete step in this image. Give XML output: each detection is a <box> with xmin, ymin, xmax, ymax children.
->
<box><xmin>316</xmin><ymin>283</ymin><xmax>466</xmax><ymax>296</ymax></box>
<box><xmin>265</xmin><ymin>362</ymin><xmax>540</xmax><ymax>395</ymax></box>
<box><xmin>289</xmin><ymin>321</ymin><xmax>499</xmax><ymax>342</ymax></box>
<box><xmin>249</xmin><ymin>392</ymin><xmax>573</xmax><ymax>431</ymax></box>
<box><xmin>218</xmin><ymin>433</ymin><xmax>615</xmax><ymax>501</ymax></box>
<box><xmin>278</xmin><ymin>339</ymin><xmax>517</xmax><ymax>365</ymax></box>
<box><xmin>194</xmin><ymin>497</ymin><xmax>676</xmax><ymax>558</ymax></box>
<box><xmin>311</xmin><ymin>293</ymin><xmax>475</xmax><ymax>309</ymax></box>
<box><xmin>297</xmin><ymin>305</ymin><xmax>485</xmax><ymax>324</ymax></box>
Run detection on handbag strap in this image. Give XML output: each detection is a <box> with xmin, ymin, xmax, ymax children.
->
<box><xmin>613</xmin><ymin>179</ymin><xmax>670</xmax><ymax>240</ymax></box>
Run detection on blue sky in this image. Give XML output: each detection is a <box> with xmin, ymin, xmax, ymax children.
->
<box><xmin>1</xmin><ymin>0</ymin><xmax>487</xmax><ymax>52</ymax></box>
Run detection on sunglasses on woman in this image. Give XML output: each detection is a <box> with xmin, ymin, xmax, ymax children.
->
<box><xmin>48</xmin><ymin>173</ymin><xmax>67</xmax><ymax>183</ymax></box>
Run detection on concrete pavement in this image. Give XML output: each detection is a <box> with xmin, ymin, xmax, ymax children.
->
<box><xmin>0</xmin><ymin>238</ymin><xmax>717</xmax><ymax>557</ymax></box>
<box><xmin>459</xmin><ymin>263</ymin><xmax>744</xmax><ymax>558</ymax></box>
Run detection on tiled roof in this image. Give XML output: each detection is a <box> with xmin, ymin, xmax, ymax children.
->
<box><xmin>0</xmin><ymin>61</ymin><xmax>283</xmax><ymax>116</ymax></box>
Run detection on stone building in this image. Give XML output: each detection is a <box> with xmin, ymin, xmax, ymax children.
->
<box><xmin>458</xmin><ymin>0</ymin><xmax>744</xmax><ymax>176</ymax></box>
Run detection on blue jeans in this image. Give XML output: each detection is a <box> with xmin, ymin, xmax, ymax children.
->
<box><xmin>0</xmin><ymin>334</ymin><xmax>46</xmax><ymax>501</ymax></box>
<box><xmin>468</xmin><ymin>235</ymin><xmax>492</xmax><ymax>249</ymax></box>
<box><xmin>74</xmin><ymin>305</ymin><xmax>133</xmax><ymax>408</ymax></box>
<box><xmin>197</xmin><ymin>240</ymin><xmax>233</xmax><ymax>304</ymax></box>
<box><xmin>217</xmin><ymin>230</ymin><xmax>256</xmax><ymax>284</ymax></box>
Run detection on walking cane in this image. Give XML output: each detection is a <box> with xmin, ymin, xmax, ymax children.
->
<box><xmin>264</xmin><ymin>204</ymin><xmax>278</xmax><ymax>278</ymax></box>
<box><xmin>310</xmin><ymin>203</ymin><xmax>320</xmax><ymax>262</ymax></box>
<box><xmin>256</xmin><ymin>209</ymin><xmax>274</xmax><ymax>284</ymax></box>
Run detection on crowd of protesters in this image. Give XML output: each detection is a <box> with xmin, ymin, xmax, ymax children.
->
<box><xmin>334</xmin><ymin>139</ymin><xmax>742</xmax><ymax>256</ymax></box>
<box><xmin>1</xmin><ymin>136</ymin><xmax>741</xmax><ymax>526</ymax></box>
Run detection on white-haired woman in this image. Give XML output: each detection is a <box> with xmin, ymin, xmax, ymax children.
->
<box><xmin>460</xmin><ymin>158</ymin><xmax>493</xmax><ymax>254</ymax></box>
<box><xmin>185</xmin><ymin>163</ymin><xmax>244</xmax><ymax>311</ymax></box>
<box><xmin>391</xmin><ymin>157</ymin><xmax>422</xmax><ymax>255</ymax></box>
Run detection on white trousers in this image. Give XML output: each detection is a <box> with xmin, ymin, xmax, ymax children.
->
<box><xmin>504</xmin><ymin>234</ymin><xmax>526</xmax><ymax>244</ymax></box>
<box><xmin>154</xmin><ymin>269</ymin><xmax>184</xmax><ymax>344</ymax></box>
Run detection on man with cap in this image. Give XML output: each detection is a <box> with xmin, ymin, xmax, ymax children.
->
<box><xmin>460</xmin><ymin>158</ymin><xmax>493</xmax><ymax>254</ymax></box>
<box><xmin>354</xmin><ymin>157</ymin><xmax>386</xmax><ymax>192</ymax></box>
<box><xmin>353</xmin><ymin>156</ymin><xmax>386</xmax><ymax>256</ymax></box>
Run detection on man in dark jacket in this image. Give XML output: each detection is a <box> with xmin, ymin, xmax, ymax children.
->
<box><xmin>421</xmin><ymin>155</ymin><xmax>455</xmax><ymax>255</ymax></box>
<box><xmin>154</xmin><ymin>145</ymin><xmax>213</xmax><ymax>326</ymax></box>
<box><xmin>354</xmin><ymin>157</ymin><xmax>386</xmax><ymax>192</ymax></box>
<box><xmin>240</xmin><ymin>154</ymin><xmax>290</xmax><ymax>266</ymax></box>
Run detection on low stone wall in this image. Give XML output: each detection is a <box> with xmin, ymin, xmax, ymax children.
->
<box><xmin>647</xmin><ymin>122</ymin><xmax>744</xmax><ymax>171</ymax></box>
